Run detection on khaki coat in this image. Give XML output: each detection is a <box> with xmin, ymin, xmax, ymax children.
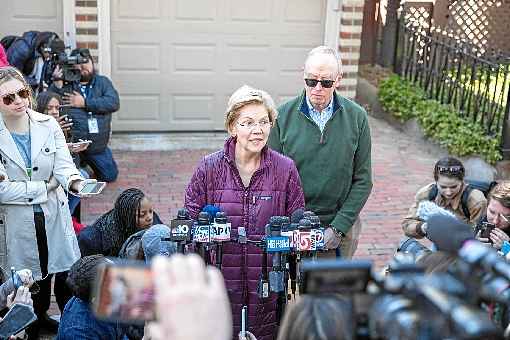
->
<box><xmin>0</xmin><ymin>110</ymin><xmax>82</xmax><ymax>279</ymax></box>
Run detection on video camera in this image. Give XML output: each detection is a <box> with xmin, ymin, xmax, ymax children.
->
<box><xmin>300</xmin><ymin>253</ymin><xmax>505</xmax><ymax>340</ymax></box>
<box><xmin>42</xmin><ymin>37</ymin><xmax>89</xmax><ymax>85</ymax></box>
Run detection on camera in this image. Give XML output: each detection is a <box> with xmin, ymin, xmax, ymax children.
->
<box><xmin>42</xmin><ymin>37</ymin><xmax>89</xmax><ymax>85</ymax></box>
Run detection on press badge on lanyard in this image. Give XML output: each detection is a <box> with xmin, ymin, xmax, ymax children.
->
<box><xmin>80</xmin><ymin>85</ymin><xmax>99</xmax><ymax>134</ymax></box>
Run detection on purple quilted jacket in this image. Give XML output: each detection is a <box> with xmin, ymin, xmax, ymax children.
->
<box><xmin>185</xmin><ymin>137</ymin><xmax>305</xmax><ymax>340</ymax></box>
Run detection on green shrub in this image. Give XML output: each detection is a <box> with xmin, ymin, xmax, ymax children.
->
<box><xmin>378</xmin><ymin>75</ymin><xmax>502</xmax><ymax>164</ymax></box>
<box><xmin>378</xmin><ymin>75</ymin><xmax>426</xmax><ymax>122</ymax></box>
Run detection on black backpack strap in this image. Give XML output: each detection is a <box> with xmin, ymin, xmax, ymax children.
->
<box><xmin>428</xmin><ymin>184</ymin><xmax>438</xmax><ymax>201</ymax></box>
<box><xmin>461</xmin><ymin>185</ymin><xmax>473</xmax><ymax>221</ymax></box>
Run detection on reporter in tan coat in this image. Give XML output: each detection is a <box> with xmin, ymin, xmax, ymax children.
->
<box><xmin>0</xmin><ymin>67</ymin><xmax>86</xmax><ymax>280</ymax></box>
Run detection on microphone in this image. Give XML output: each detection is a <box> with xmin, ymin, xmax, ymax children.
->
<box><xmin>290</xmin><ymin>209</ymin><xmax>305</xmax><ymax>224</ymax></box>
<box><xmin>417</xmin><ymin>201</ymin><xmax>456</xmax><ymax>221</ymax></box>
<box><xmin>426</xmin><ymin>214</ymin><xmax>474</xmax><ymax>253</ymax></box>
<box><xmin>202</xmin><ymin>204</ymin><xmax>221</xmax><ymax>223</ymax></box>
<box><xmin>194</xmin><ymin>212</ymin><xmax>211</xmax><ymax>263</ymax></box>
<box><xmin>169</xmin><ymin>208</ymin><xmax>193</xmax><ymax>253</ymax></box>
<box><xmin>211</xmin><ymin>212</ymin><xmax>231</xmax><ymax>270</ymax></box>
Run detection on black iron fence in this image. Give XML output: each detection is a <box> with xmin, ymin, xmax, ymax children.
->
<box><xmin>396</xmin><ymin>23</ymin><xmax>510</xmax><ymax>157</ymax></box>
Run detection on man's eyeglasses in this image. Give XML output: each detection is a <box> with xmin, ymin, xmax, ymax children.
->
<box><xmin>304</xmin><ymin>78</ymin><xmax>335</xmax><ymax>89</ymax></box>
<box><xmin>2</xmin><ymin>88</ymin><xmax>30</xmax><ymax>106</ymax></box>
<box><xmin>237</xmin><ymin>119</ymin><xmax>271</xmax><ymax>130</ymax></box>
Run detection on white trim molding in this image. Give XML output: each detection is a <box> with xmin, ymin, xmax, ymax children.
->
<box><xmin>324</xmin><ymin>0</ymin><xmax>343</xmax><ymax>49</ymax></box>
<box><xmin>63</xmin><ymin>0</ymin><xmax>76</xmax><ymax>49</ymax></box>
<box><xmin>97</xmin><ymin>0</ymin><xmax>112</xmax><ymax>77</ymax></box>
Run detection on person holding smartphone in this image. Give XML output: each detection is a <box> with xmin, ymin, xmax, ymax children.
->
<box><xmin>475</xmin><ymin>181</ymin><xmax>510</xmax><ymax>249</ymax></box>
<box><xmin>0</xmin><ymin>66</ymin><xmax>89</xmax><ymax>339</ymax></box>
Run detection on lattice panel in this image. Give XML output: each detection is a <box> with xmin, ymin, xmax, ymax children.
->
<box><xmin>446</xmin><ymin>0</ymin><xmax>505</xmax><ymax>52</ymax></box>
<box><xmin>402</xmin><ymin>2</ymin><xmax>434</xmax><ymax>31</ymax></box>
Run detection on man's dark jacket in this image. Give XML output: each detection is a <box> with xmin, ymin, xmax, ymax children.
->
<box><xmin>6</xmin><ymin>31</ymin><xmax>55</xmax><ymax>87</ymax></box>
<box><xmin>50</xmin><ymin>74</ymin><xmax>119</xmax><ymax>154</ymax></box>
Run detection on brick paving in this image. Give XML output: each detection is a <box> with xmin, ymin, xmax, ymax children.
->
<box><xmin>79</xmin><ymin>116</ymin><xmax>442</xmax><ymax>268</ymax></box>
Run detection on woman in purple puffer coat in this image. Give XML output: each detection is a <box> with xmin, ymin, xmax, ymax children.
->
<box><xmin>185</xmin><ymin>85</ymin><xmax>305</xmax><ymax>340</ymax></box>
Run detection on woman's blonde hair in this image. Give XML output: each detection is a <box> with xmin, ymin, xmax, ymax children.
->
<box><xmin>489</xmin><ymin>181</ymin><xmax>510</xmax><ymax>209</ymax></box>
<box><xmin>0</xmin><ymin>66</ymin><xmax>34</xmax><ymax>109</ymax></box>
<box><xmin>224</xmin><ymin>85</ymin><xmax>277</xmax><ymax>132</ymax></box>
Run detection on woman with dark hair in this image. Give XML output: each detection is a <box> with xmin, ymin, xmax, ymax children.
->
<box><xmin>402</xmin><ymin>156</ymin><xmax>487</xmax><ymax>238</ymax></box>
<box><xmin>78</xmin><ymin>188</ymin><xmax>162</xmax><ymax>257</ymax></box>
<box><xmin>36</xmin><ymin>91</ymin><xmax>71</xmax><ymax>139</ymax></box>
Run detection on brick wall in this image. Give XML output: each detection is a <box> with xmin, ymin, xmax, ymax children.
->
<box><xmin>338</xmin><ymin>0</ymin><xmax>365</xmax><ymax>99</ymax></box>
<box><xmin>74</xmin><ymin>0</ymin><xmax>99</xmax><ymax>64</ymax></box>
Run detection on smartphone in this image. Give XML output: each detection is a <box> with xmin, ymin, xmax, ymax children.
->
<box><xmin>0</xmin><ymin>303</ymin><xmax>37</xmax><ymax>339</ymax></box>
<box><xmin>93</xmin><ymin>260</ymin><xmax>154</xmax><ymax>324</ymax></box>
<box><xmin>69</xmin><ymin>140</ymin><xmax>92</xmax><ymax>151</ymax></box>
<box><xmin>79</xmin><ymin>181</ymin><xmax>106</xmax><ymax>195</ymax></box>
<box><xmin>480</xmin><ymin>222</ymin><xmax>496</xmax><ymax>239</ymax></box>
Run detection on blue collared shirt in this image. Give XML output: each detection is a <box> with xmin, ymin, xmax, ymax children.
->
<box><xmin>306</xmin><ymin>96</ymin><xmax>334</xmax><ymax>132</ymax></box>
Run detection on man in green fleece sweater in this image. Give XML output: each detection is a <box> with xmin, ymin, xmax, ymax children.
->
<box><xmin>268</xmin><ymin>46</ymin><xmax>372</xmax><ymax>258</ymax></box>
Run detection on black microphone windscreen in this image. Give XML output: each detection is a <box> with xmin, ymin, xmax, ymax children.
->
<box><xmin>290</xmin><ymin>208</ymin><xmax>305</xmax><ymax>224</ymax></box>
<box><xmin>426</xmin><ymin>214</ymin><xmax>474</xmax><ymax>253</ymax></box>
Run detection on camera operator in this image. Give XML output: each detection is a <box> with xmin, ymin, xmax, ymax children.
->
<box><xmin>5</xmin><ymin>31</ymin><xmax>58</xmax><ymax>92</ymax></box>
<box><xmin>49</xmin><ymin>48</ymin><xmax>119</xmax><ymax>182</ymax></box>
<box><xmin>475</xmin><ymin>181</ymin><xmax>510</xmax><ymax>250</ymax></box>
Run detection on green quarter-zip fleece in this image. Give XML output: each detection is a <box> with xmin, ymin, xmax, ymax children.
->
<box><xmin>268</xmin><ymin>90</ymin><xmax>373</xmax><ymax>234</ymax></box>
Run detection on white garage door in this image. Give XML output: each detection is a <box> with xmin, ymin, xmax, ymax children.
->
<box><xmin>0</xmin><ymin>0</ymin><xmax>63</xmax><ymax>43</ymax></box>
<box><xmin>110</xmin><ymin>0</ymin><xmax>326</xmax><ymax>131</ymax></box>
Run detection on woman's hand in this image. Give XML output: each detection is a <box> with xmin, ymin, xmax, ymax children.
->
<box><xmin>46</xmin><ymin>176</ymin><xmax>59</xmax><ymax>192</ymax></box>
<box><xmin>239</xmin><ymin>331</ymin><xmax>257</xmax><ymax>340</ymax></box>
<box><xmin>490</xmin><ymin>228</ymin><xmax>510</xmax><ymax>250</ymax></box>
<box><xmin>56</xmin><ymin>115</ymin><xmax>73</xmax><ymax>133</ymax></box>
<box><xmin>7</xmin><ymin>286</ymin><xmax>33</xmax><ymax>309</ymax></box>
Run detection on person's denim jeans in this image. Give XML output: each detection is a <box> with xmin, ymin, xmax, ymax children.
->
<box><xmin>82</xmin><ymin>147</ymin><xmax>119</xmax><ymax>182</ymax></box>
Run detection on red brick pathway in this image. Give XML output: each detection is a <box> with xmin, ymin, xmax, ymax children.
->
<box><xmin>80</xmin><ymin>116</ymin><xmax>441</xmax><ymax>269</ymax></box>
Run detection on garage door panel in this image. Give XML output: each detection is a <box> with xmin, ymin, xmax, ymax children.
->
<box><xmin>118</xmin><ymin>95</ymin><xmax>161</xmax><ymax>121</ymax></box>
<box><xmin>171</xmin><ymin>94</ymin><xmax>215</xmax><ymax>121</ymax></box>
<box><xmin>12</xmin><ymin>1</ymin><xmax>59</xmax><ymax>20</ymax></box>
<box><xmin>0</xmin><ymin>0</ymin><xmax>62</xmax><ymax>38</ymax></box>
<box><xmin>116</xmin><ymin>0</ymin><xmax>162</xmax><ymax>20</ymax></box>
<box><xmin>116</xmin><ymin>44</ymin><xmax>161</xmax><ymax>72</ymax></box>
<box><xmin>227</xmin><ymin>0</ymin><xmax>272</xmax><ymax>23</ymax></box>
<box><xmin>173</xmin><ymin>44</ymin><xmax>217</xmax><ymax>73</ymax></box>
<box><xmin>284</xmin><ymin>0</ymin><xmax>326</xmax><ymax>24</ymax></box>
<box><xmin>226</xmin><ymin>43</ymin><xmax>271</xmax><ymax>73</ymax></box>
<box><xmin>111</xmin><ymin>0</ymin><xmax>326</xmax><ymax>131</ymax></box>
<box><xmin>175</xmin><ymin>0</ymin><xmax>219</xmax><ymax>22</ymax></box>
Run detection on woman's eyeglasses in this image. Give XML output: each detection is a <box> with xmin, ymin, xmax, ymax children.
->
<box><xmin>2</xmin><ymin>88</ymin><xmax>30</xmax><ymax>106</ymax></box>
<box><xmin>304</xmin><ymin>78</ymin><xmax>335</xmax><ymax>88</ymax></box>
<box><xmin>237</xmin><ymin>119</ymin><xmax>271</xmax><ymax>130</ymax></box>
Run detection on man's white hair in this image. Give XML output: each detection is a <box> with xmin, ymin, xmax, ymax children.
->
<box><xmin>304</xmin><ymin>46</ymin><xmax>343</xmax><ymax>77</ymax></box>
